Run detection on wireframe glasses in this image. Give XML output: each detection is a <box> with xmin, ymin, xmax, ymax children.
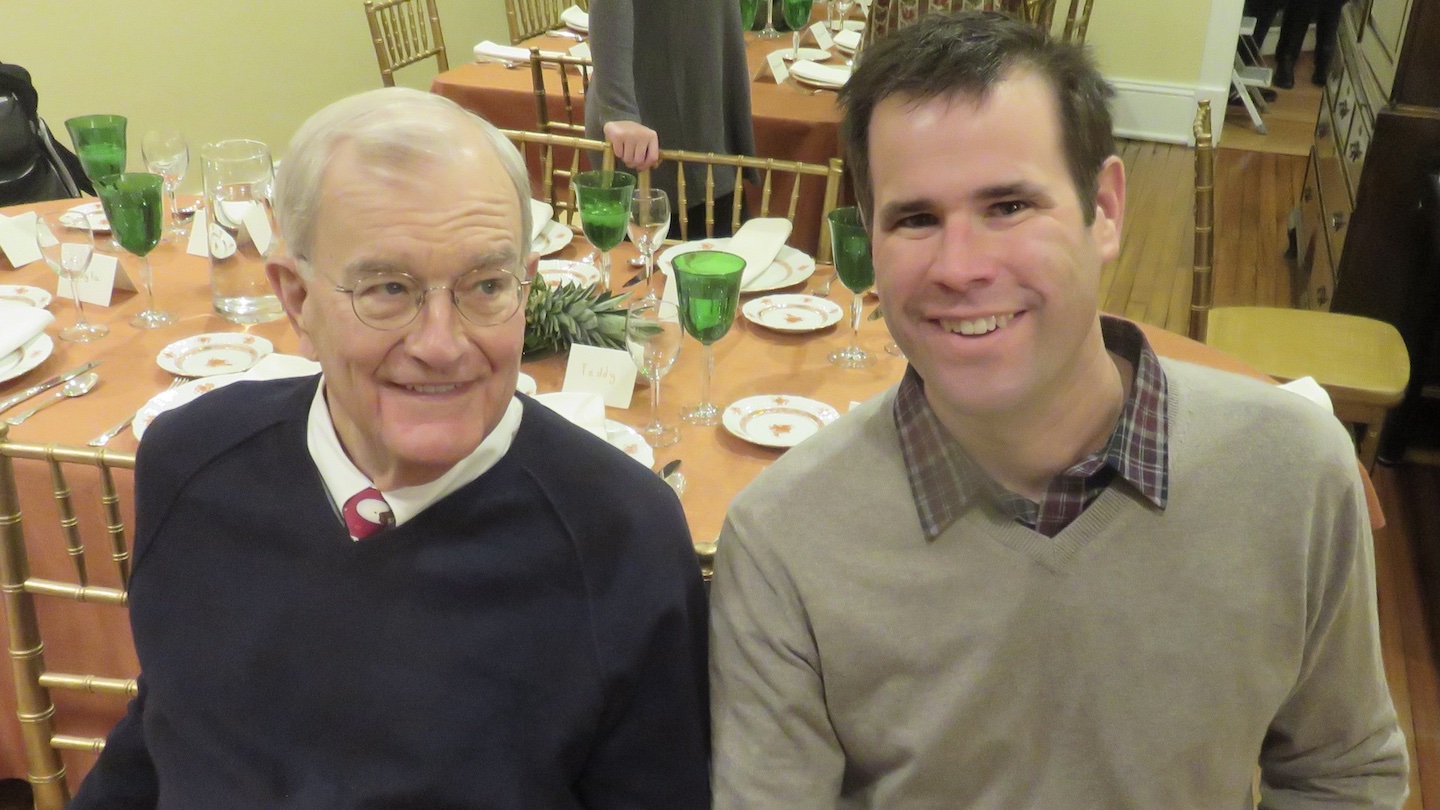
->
<box><xmin>323</xmin><ymin>267</ymin><xmax>532</xmax><ymax>330</ymax></box>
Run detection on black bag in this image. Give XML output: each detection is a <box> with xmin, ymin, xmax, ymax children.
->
<box><xmin>0</xmin><ymin>62</ymin><xmax>93</xmax><ymax>207</ymax></box>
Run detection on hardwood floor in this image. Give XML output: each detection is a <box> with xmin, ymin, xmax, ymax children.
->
<box><xmin>1110</xmin><ymin>129</ymin><xmax>1440</xmax><ymax>809</ymax></box>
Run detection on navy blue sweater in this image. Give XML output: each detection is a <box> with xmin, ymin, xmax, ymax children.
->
<box><xmin>70</xmin><ymin>377</ymin><xmax>710</xmax><ymax>809</ymax></box>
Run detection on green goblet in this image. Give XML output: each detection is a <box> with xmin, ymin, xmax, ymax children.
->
<box><xmin>573</xmin><ymin>170</ymin><xmax>636</xmax><ymax>280</ymax></box>
<box><xmin>827</xmin><ymin>206</ymin><xmax>876</xmax><ymax>368</ymax></box>
<box><xmin>740</xmin><ymin>0</ymin><xmax>761</xmax><ymax>30</ymax></box>
<box><xmin>782</xmin><ymin>0</ymin><xmax>815</xmax><ymax>60</ymax></box>
<box><xmin>97</xmin><ymin>172</ymin><xmax>176</xmax><ymax>329</ymax></box>
<box><xmin>65</xmin><ymin>114</ymin><xmax>127</xmax><ymax>185</ymax></box>
<box><xmin>673</xmin><ymin>250</ymin><xmax>746</xmax><ymax>426</ymax></box>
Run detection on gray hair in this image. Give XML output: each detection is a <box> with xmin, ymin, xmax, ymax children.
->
<box><xmin>274</xmin><ymin>87</ymin><xmax>532</xmax><ymax>266</ymax></box>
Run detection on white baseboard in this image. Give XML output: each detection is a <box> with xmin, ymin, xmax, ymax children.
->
<box><xmin>1109</xmin><ymin>78</ymin><xmax>1230</xmax><ymax>147</ymax></box>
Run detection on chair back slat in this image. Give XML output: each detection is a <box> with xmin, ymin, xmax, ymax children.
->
<box><xmin>528</xmin><ymin>51</ymin><xmax>594</xmax><ymax>225</ymax></box>
<box><xmin>1191</xmin><ymin>99</ymin><xmax>1215</xmax><ymax>343</ymax></box>
<box><xmin>1060</xmin><ymin>0</ymin><xmax>1095</xmax><ymax>43</ymax></box>
<box><xmin>364</xmin><ymin>0</ymin><xmax>449</xmax><ymax>87</ymax></box>
<box><xmin>0</xmin><ymin>429</ymin><xmax>138</xmax><ymax>809</ymax></box>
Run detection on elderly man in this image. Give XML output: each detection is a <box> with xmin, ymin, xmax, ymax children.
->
<box><xmin>709</xmin><ymin>11</ymin><xmax>1407</xmax><ymax>808</ymax></box>
<box><xmin>69</xmin><ymin>88</ymin><xmax>709</xmax><ymax>808</ymax></box>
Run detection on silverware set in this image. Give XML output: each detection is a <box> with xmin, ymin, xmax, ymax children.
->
<box><xmin>0</xmin><ymin>359</ymin><xmax>194</xmax><ymax>447</ymax></box>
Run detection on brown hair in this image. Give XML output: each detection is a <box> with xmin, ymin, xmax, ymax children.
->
<box><xmin>838</xmin><ymin>10</ymin><xmax>1115</xmax><ymax>224</ymax></box>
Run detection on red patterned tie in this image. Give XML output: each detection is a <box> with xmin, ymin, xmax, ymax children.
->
<box><xmin>343</xmin><ymin>487</ymin><xmax>393</xmax><ymax>540</ymax></box>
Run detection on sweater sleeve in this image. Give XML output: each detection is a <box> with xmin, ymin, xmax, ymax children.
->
<box><xmin>710</xmin><ymin>513</ymin><xmax>845</xmax><ymax>809</ymax></box>
<box><xmin>1257</xmin><ymin>461</ymin><xmax>1409</xmax><ymax>809</ymax></box>
<box><xmin>584</xmin><ymin>0</ymin><xmax>642</xmax><ymax>128</ymax></box>
<box><xmin>66</xmin><ymin>679</ymin><xmax>158</xmax><ymax>809</ymax></box>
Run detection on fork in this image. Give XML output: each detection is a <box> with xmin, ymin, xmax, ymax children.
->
<box><xmin>814</xmin><ymin>271</ymin><xmax>836</xmax><ymax>296</ymax></box>
<box><xmin>88</xmin><ymin>377</ymin><xmax>189</xmax><ymax>447</ymax></box>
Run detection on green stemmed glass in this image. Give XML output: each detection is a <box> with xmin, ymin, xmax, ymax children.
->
<box><xmin>783</xmin><ymin>0</ymin><xmax>815</xmax><ymax>61</ymax></box>
<box><xmin>97</xmin><ymin>172</ymin><xmax>176</xmax><ymax>329</ymax></box>
<box><xmin>828</xmin><ymin>206</ymin><xmax>876</xmax><ymax>368</ymax></box>
<box><xmin>65</xmin><ymin>114</ymin><xmax>127</xmax><ymax>249</ymax></box>
<box><xmin>573</xmin><ymin>170</ymin><xmax>636</xmax><ymax>280</ymax></box>
<box><xmin>740</xmin><ymin>0</ymin><xmax>761</xmax><ymax>30</ymax></box>
<box><xmin>673</xmin><ymin>250</ymin><xmax>746</xmax><ymax>426</ymax></box>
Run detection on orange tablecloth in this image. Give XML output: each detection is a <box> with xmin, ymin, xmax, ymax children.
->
<box><xmin>0</xmin><ymin>196</ymin><xmax>1383</xmax><ymax>783</ymax></box>
<box><xmin>430</xmin><ymin>31</ymin><xmax>846</xmax><ymax>252</ymax></box>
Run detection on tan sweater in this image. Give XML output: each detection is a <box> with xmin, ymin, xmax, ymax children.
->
<box><xmin>711</xmin><ymin>360</ymin><xmax>1408</xmax><ymax>809</ymax></box>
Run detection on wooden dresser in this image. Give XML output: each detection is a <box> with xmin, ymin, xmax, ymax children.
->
<box><xmin>1292</xmin><ymin>0</ymin><xmax>1440</xmax><ymax>460</ymax></box>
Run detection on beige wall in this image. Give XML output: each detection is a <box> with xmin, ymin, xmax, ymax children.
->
<box><xmin>0</xmin><ymin>0</ymin><xmax>513</xmax><ymax>192</ymax></box>
<box><xmin>2</xmin><ymin>0</ymin><xmax>1225</xmax><ymax>178</ymax></box>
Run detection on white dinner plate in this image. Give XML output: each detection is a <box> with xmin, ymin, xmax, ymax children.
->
<box><xmin>0</xmin><ymin>334</ymin><xmax>54</xmax><ymax>385</ymax></box>
<box><xmin>133</xmin><ymin>373</ymin><xmax>246</xmax><ymax>440</ymax></box>
<box><xmin>538</xmin><ymin>259</ymin><xmax>605</xmax><ymax>289</ymax></box>
<box><xmin>782</xmin><ymin>47</ymin><xmax>832</xmax><ymax>62</ymax></box>
<box><xmin>60</xmin><ymin>201</ymin><xmax>110</xmax><ymax>233</ymax></box>
<box><xmin>606</xmin><ymin>420</ymin><xmax>654</xmax><ymax>468</ymax></box>
<box><xmin>156</xmin><ymin>333</ymin><xmax>274</xmax><ymax>378</ymax></box>
<box><xmin>561</xmin><ymin>5</ymin><xmax>589</xmax><ymax>32</ymax></box>
<box><xmin>741</xmin><ymin>294</ymin><xmax>843</xmax><ymax>333</ymax></box>
<box><xmin>0</xmin><ymin>285</ymin><xmax>53</xmax><ymax>309</ymax></box>
<box><xmin>531</xmin><ymin>219</ymin><xmax>574</xmax><ymax>256</ymax></box>
<box><xmin>657</xmin><ymin>238</ymin><xmax>815</xmax><ymax>293</ymax></box>
<box><xmin>722</xmin><ymin>394</ymin><xmax>839</xmax><ymax>449</ymax></box>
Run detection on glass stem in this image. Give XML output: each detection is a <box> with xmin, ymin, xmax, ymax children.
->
<box><xmin>68</xmin><ymin>275</ymin><xmax>90</xmax><ymax>326</ymax></box>
<box><xmin>649</xmin><ymin>374</ymin><xmax>663</xmax><ymax>430</ymax></box>
<box><xmin>850</xmin><ymin>289</ymin><xmax>863</xmax><ymax>350</ymax></box>
<box><xmin>643</xmin><ymin>248</ymin><xmax>656</xmax><ymax>296</ymax></box>
<box><xmin>599</xmin><ymin>249</ymin><xmax>611</xmax><ymax>281</ymax></box>
<box><xmin>139</xmin><ymin>255</ymin><xmax>157</xmax><ymax>311</ymax></box>
<box><xmin>793</xmin><ymin>30</ymin><xmax>801</xmax><ymax>60</ymax></box>
<box><xmin>166</xmin><ymin>185</ymin><xmax>179</xmax><ymax>228</ymax></box>
<box><xmin>700</xmin><ymin>343</ymin><xmax>714</xmax><ymax>409</ymax></box>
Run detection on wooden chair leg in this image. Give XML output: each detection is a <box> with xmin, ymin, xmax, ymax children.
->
<box><xmin>1357</xmin><ymin>421</ymin><xmax>1382</xmax><ymax>471</ymax></box>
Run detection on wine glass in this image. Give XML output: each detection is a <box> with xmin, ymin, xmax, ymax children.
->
<box><xmin>96</xmin><ymin>172</ymin><xmax>176</xmax><ymax>329</ymax></box>
<box><xmin>64</xmin><ymin>114</ymin><xmax>126</xmax><ymax>249</ymax></box>
<box><xmin>626</xmin><ymin>300</ymin><xmax>683</xmax><ymax>448</ymax></box>
<box><xmin>141</xmin><ymin>129</ymin><xmax>190</xmax><ymax>242</ymax></box>
<box><xmin>35</xmin><ymin>212</ymin><xmax>109</xmax><ymax>342</ymax></box>
<box><xmin>783</xmin><ymin>0</ymin><xmax>815</xmax><ymax>60</ymax></box>
<box><xmin>827</xmin><ymin>206</ymin><xmax>876</xmax><ymax>368</ymax></box>
<box><xmin>672</xmin><ymin>250</ymin><xmax>746</xmax><ymax>426</ymax></box>
<box><xmin>573</xmin><ymin>170</ymin><xmax>636</xmax><ymax>280</ymax></box>
<box><xmin>629</xmin><ymin>188</ymin><xmax>671</xmax><ymax>302</ymax></box>
<box><xmin>740</xmin><ymin>0</ymin><xmax>761</xmax><ymax>30</ymax></box>
<box><xmin>758</xmin><ymin>0</ymin><xmax>782</xmax><ymax>38</ymax></box>
<box><xmin>832</xmin><ymin>0</ymin><xmax>854</xmax><ymax>31</ymax></box>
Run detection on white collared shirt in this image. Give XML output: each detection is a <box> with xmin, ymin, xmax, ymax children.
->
<box><xmin>306</xmin><ymin>379</ymin><xmax>524</xmax><ymax>537</ymax></box>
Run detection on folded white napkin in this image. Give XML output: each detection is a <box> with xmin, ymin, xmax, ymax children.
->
<box><xmin>561</xmin><ymin>5</ymin><xmax>589</xmax><ymax>31</ymax></box>
<box><xmin>790</xmin><ymin>60</ymin><xmax>852</xmax><ymax>88</ymax></box>
<box><xmin>241</xmin><ymin>353</ymin><xmax>322</xmax><ymax>382</ymax></box>
<box><xmin>474</xmin><ymin>40</ymin><xmax>529</xmax><ymax>63</ymax></box>
<box><xmin>529</xmin><ymin>199</ymin><xmax>554</xmax><ymax>242</ymax></box>
<box><xmin>833</xmin><ymin>29</ymin><xmax>861</xmax><ymax>51</ymax></box>
<box><xmin>1277</xmin><ymin>376</ymin><xmax>1335</xmax><ymax>414</ymax></box>
<box><xmin>568</xmin><ymin>42</ymin><xmax>592</xmax><ymax>60</ymax></box>
<box><xmin>532</xmin><ymin>391</ymin><xmax>607</xmax><ymax>439</ymax></box>
<box><xmin>0</xmin><ymin>301</ymin><xmax>54</xmax><ymax>358</ymax></box>
<box><xmin>728</xmin><ymin>218</ymin><xmax>792</xmax><ymax>287</ymax></box>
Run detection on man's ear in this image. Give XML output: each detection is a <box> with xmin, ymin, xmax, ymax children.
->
<box><xmin>265</xmin><ymin>255</ymin><xmax>318</xmax><ymax>361</ymax></box>
<box><xmin>1090</xmin><ymin>155</ymin><xmax>1125</xmax><ymax>262</ymax></box>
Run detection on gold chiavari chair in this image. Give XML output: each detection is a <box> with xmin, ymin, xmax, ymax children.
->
<box><xmin>364</xmin><ymin>0</ymin><xmax>449</xmax><ymax>87</ymax></box>
<box><xmin>0</xmin><ymin>429</ymin><xmax>137</xmax><ymax>810</ymax></box>
<box><xmin>638</xmin><ymin>151</ymin><xmax>845</xmax><ymax>264</ymax></box>
<box><xmin>865</xmin><ymin>0</ymin><xmax>1095</xmax><ymax>47</ymax></box>
<box><xmin>1190</xmin><ymin>100</ymin><xmax>1409</xmax><ymax>469</ymax></box>
<box><xmin>501</xmin><ymin>128</ymin><xmax>615</xmax><ymax>226</ymax></box>
<box><xmin>529</xmin><ymin>49</ymin><xmax>593</xmax><ymax>225</ymax></box>
<box><xmin>505</xmin><ymin>0</ymin><xmax>569</xmax><ymax>44</ymax></box>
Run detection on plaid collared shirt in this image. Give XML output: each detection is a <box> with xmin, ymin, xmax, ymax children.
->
<box><xmin>894</xmin><ymin>316</ymin><xmax>1169</xmax><ymax>539</ymax></box>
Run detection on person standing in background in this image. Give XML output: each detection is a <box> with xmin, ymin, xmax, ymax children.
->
<box><xmin>586</xmin><ymin>0</ymin><xmax>756</xmax><ymax>237</ymax></box>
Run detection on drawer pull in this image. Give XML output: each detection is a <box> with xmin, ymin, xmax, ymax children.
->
<box><xmin>1337</xmin><ymin>99</ymin><xmax>1351</xmax><ymax>117</ymax></box>
<box><xmin>1331</xmin><ymin>211</ymin><xmax>1347</xmax><ymax>231</ymax></box>
<box><xmin>1317</xmin><ymin>121</ymin><xmax>1331</xmax><ymax>138</ymax></box>
<box><xmin>1302</xmin><ymin>186</ymin><xmax>1315</xmax><ymax>202</ymax></box>
<box><xmin>1348</xmin><ymin>143</ymin><xmax>1363</xmax><ymax>161</ymax></box>
<box><xmin>1317</xmin><ymin>286</ymin><xmax>1329</xmax><ymax>306</ymax></box>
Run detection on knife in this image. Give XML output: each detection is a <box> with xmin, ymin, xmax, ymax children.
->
<box><xmin>0</xmin><ymin>360</ymin><xmax>103</xmax><ymax>415</ymax></box>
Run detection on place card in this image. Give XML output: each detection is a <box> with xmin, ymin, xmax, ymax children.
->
<box><xmin>186</xmin><ymin>210</ymin><xmax>209</xmax><ymax>257</ymax></box>
<box><xmin>562</xmin><ymin>343</ymin><xmax>637</xmax><ymax>408</ymax></box>
<box><xmin>809</xmin><ymin>21</ymin><xmax>835</xmax><ymax>51</ymax></box>
<box><xmin>242</xmin><ymin>204</ymin><xmax>274</xmax><ymax>256</ymax></box>
<box><xmin>64</xmin><ymin>251</ymin><xmax>135</xmax><ymax>307</ymax></box>
<box><xmin>0</xmin><ymin>212</ymin><xmax>42</xmax><ymax>268</ymax></box>
<box><xmin>765</xmin><ymin>49</ymin><xmax>790</xmax><ymax>85</ymax></box>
